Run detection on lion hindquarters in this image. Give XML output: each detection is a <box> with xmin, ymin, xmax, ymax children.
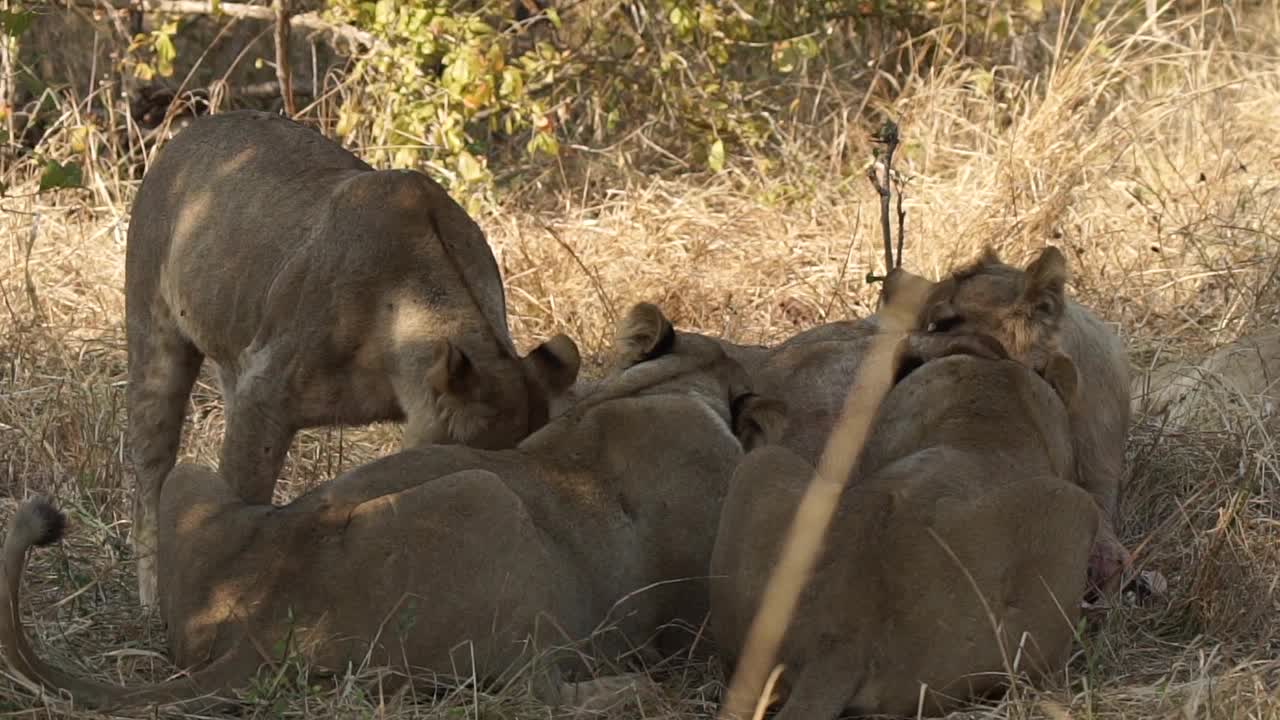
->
<box><xmin>875</xmin><ymin>471</ymin><xmax>1095</xmax><ymax>714</ymax></box>
<box><xmin>331</xmin><ymin>470</ymin><xmax>585</xmax><ymax>685</ymax></box>
<box><xmin>763</xmin><ymin>462</ymin><xmax>1097</xmax><ymax>719</ymax></box>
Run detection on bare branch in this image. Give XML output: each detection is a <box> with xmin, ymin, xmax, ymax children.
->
<box><xmin>864</xmin><ymin>119</ymin><xmax>902</xmax><ymax>280</ymax></box>
<box><xmin>272</xmin><ymin>0</ymin><xmax>295</xmax><ymax>116</ymax></box>
<box><xmin>895</xmin><ymin>172</ymin><xmax>906</xmax><ymax>270</ymax></box>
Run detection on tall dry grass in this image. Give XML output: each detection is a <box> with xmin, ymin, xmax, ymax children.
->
<box><xmin>2</xmin><ymin>2</ymin><xmax>1279</xmax><ymax>717</ymax></box>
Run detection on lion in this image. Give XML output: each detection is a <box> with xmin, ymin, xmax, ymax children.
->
<box><xmin>640</xmin><ymin>270</ymin><xmax>1007</xmax><ymax>466</ymax></box>
<box><xmin>710</xmin><ymin>343</ymin><xmax>1096</xmax><ymax>719</ymax></box>
<box><xmin>910</xmin><ymin>247</ymin><xmax>1131</xmax><ymax>597</ymax></box>
<box><xmin>1133</xmin><ymin>328</ymin><xmax>1280</xmax><ymax>430</ymax></box>
<box><xmin>126</xmin><ymin>110</ymin><xmax>581</xmax><ymax>607</ymax></box>
<box><xmin>1</xmin><ymin>302</ymin><xmax>785</xmax><ymax>712</ymax></box>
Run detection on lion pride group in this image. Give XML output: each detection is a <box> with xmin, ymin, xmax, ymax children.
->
<box><xmin>4</xmin><ymin>110</ymin><xmax>1276</xmax><ymax>718</ymax></box>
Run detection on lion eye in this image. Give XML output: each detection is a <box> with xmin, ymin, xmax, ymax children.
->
<box><xmin>928</xmin><ymin>316</ymin><xmax>962</xmax><ymax>333</ymax></box>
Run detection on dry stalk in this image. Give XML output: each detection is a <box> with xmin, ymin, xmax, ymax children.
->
<box><xmin>22</xmin><ymin>212</ymin><xmax>43</xmax><ymax>323</ymax></box>
<box><xmin>866</xmin><ymin>119</ymin><xmax>903</xmax><ymax>277</ymax></box>
<box><xmin>273</xmin><ymin>0</ymin><xmax>296</xmax><ymax>117</ymax></box>
<box><xmin>716</xmin><ymin>278</ymin><xmax>930</xmax><ymax>720</ymax></box>
<box><xmin>540</xmin><ymin>220</ymin><xmax>618</xmax><ymax>327</ymax></box>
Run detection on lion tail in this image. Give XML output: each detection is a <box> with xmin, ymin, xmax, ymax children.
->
<box><xmin>1</xmin><ymin>497</ymin><xmax>254</xmax><ymax>711</ymax></box>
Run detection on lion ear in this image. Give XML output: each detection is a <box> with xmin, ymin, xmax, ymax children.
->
<box><xmin>614</xmin><ymin>302</ymin><xmax>676</xmax><ymax>366</ymax></box>
<box><xmin>428</xmin><ymin>339</ymin><xmax>479</xmax><ymax>399</ymax></box>
<box><xmin>731</xmin><ymin>393</ymin><xmax>788</xmax><ymax>452</ymax></box>
<box><xmin>1022</xmin><ymin>246</ymin><xmax>1069</xmax><ymax>320</ymax></box>
<box><xmin>1042</xmin><ymin>351</ymin><xmax>1079</xmax><ymax>408</ymax></box>
<box><xmin>977</xmin><ymin>246</ymin><xmax>1002</xmax><ymax>266</ymax></box>
<box><xmin>524</xmin><ymin>333</ymin><xmax>581</xmax><ymax>394</ymax></box>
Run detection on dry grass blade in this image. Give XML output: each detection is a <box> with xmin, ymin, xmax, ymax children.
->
<box><xmin>717</xmin><ymin>283</ymin><xmax>929</xmax><ymax>720</ymax></box>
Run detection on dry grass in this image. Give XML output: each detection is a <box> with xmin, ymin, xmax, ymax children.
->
<box><xmin>2</xmin><ymin>2</ymin><xmax>1280</xmax><ymax>718</ymax></box>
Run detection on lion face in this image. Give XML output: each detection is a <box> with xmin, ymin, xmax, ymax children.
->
<box><xmin>918</xmin><ymin>246</ymin><xmax>1070</xmax><ymax>374</ymax></box>
<box><xmin>405</xmin><ymin>333</ymin><xmax>582</xmax><ymax>450</ymax></box>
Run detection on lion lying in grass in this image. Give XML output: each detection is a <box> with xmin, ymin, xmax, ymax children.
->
<box><xmin>913</xmin><ymin>247</ymin><xmax>1131</xmax><ymax>596</ymax></box>
<box><xmin>711</xmin><ymin>342</ymin><xmax>1095</xmax><ymax>719</ymax></box>
<box><xmin>1134</xmin><ymin>328</ymin><xmax>1280</xmax><ymax>430</ymax></box>
<box><xmin>659</xmin><ymin>247</ymin><xmax>1127</xmax><ymax>596</ymax></box>
<box><xmin>636</xmin><ymin>269</ymin><xmax>1018</xmax><ymax>466</ymax></box>
<box><xmin>2</xmin><ymin>303</ymin><xmax>783</xmax><ymax>712</ymax></box>
<box><xmin>126</xmin><ymin>110</ymin><xmax>580</xmax><ymax>607</ymax></box>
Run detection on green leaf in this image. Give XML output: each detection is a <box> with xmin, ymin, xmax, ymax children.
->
<box><xmin>707</xmin><ymin>138</ymin><xmax>725</xmax><ymax>172</ymax></box>
<box><xmin>38</xmin><ymin>158</ymin><xmax>82</xmax><ymax>192</ymax></box>
<box><xmin>545</xmin><ymin>7</ymin><xmax>561</xmax><ymax>28</ymax></box>
<box><xmin>526</xmin><ymin>131</ymin><xmax>559</xmax><ymax>157</ymax></box>
<box><xmin>796</xmin><ymin>36</ymin><xmax>820</xmax><ymax>59</ymax></box>
<box><xmin>709</xmin><ymin>42</ymin><xmax>728</xmax><ymax>65</ymax></box>
<box><xmin>499</xmin><ymin>67</ymin><xmax>524</xmax><ymax>98</ymax></box>
<box><xmin>772</xmin><ymin>42</ymin><xmax>800</xmax><ymax>73</ymax></box>
<box><xmin>456</xmin><ymin>151</ymin><xmax>485</xmax><ymax>183</ymax></box>
<box><xmin>374</xmin><ymin>0</ymin><xmax>395</xmax><ymax>25</ymax></box>
<box><xmin>0</xmin><ymin>9</ymin><xmax>32</xmax><ymax>38</ymax></box>
<box><xmin>39</xmin><ymin>160</ymin><xmax>84</xmax><ymax>192</ymax></box>
<box><xmin>153</xmin><ymin>31</ymin><xmax>177</xmax><ymax>77</ymax></box>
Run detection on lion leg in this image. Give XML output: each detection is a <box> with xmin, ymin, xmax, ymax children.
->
<box><xmin>219</xmin><ymin>368</ymin><xmax>296</xmax><ymax>505</ymax></box>
<box><xmin>127</xmin><ymin>311</ymin><xmax>203</xmax><ymax>608</ymax></box>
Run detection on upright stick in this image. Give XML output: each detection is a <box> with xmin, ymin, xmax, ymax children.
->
<box><xmin>273</xmin><ymin>0</ymin><xmax>296</xmax><ymax>117</ymax></box>
<box><xmin>866</xmin><ymin>120</ymin><xmax>901</xmax><ymax>274</ymax></box>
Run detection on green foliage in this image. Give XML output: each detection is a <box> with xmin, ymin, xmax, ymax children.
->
<box><xmin>101</xmin><ymin>1</ymin><xmax>1047</xmax><ymax>205</ymax></box>
<box><xmin>326</xmin><ymin>0</ymin><xmax>565</xmax><ymax>209</ymax></box>
<box><xmin>0</xmin><ymin>7</ymin><xmax>33</xmax><ymax>38</ymax></box>
<box><xmin>38</xmin><ymin>160</ymin><xmax>83</xmax><ymax>193</ymax></box>
<box><xmin>124</xmin><ymin>18</ymin><xmax>180</xmax><ymax>81</ymax></box>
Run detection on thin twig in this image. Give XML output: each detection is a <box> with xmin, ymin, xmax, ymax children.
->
<box><xmin>864</xmin><ymin>119</ymin><xmax>902</xmax><ymax>281</ymax></box>
<box><xmin>894</xmin><ymin>173</ymin><xmax>906</xmax><ymax>270</ymax></box>
<box><xmin>541</xmin><ymin>221</ymin><xmax>618</xmax><ymax>327</ymax></box>
<box><xmin>22</xmin><ymin>212</ymin><xmax>43</xmax><ymax>323</ymax></box>
<box><xmin>273</xmin><ymin>0</ymin><xmax>296</xmax><ymax>116</ymax></box>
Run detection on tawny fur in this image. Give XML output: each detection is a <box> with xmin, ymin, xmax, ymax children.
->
<box><xmin>125</xmin><ymin>110</ymin><xmax>580</xmax><ymax>606</ymax></box>
<box><xmin>640</xmin><ymin>269</ymin><xmax>1010</xmax><ymax>467</ymax></box>
<box><xmin>1133</xmin><ymin>328</ymin><xmax>1280</xmax><ymax>430</ymax></box>
<box><xmin>710</xmin><ymin>349</ymin><xmax>1097</xmax><ymax>719</ymax></box>
<box><xmin>913</xmin><ymin>247</ymin><xmax>1131</xmax><ymax>596</ymax></box>
<box><xmin>3</xmin><ymin>303</ymin><xmax>784</xmax><ymax>712</ymax></box>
